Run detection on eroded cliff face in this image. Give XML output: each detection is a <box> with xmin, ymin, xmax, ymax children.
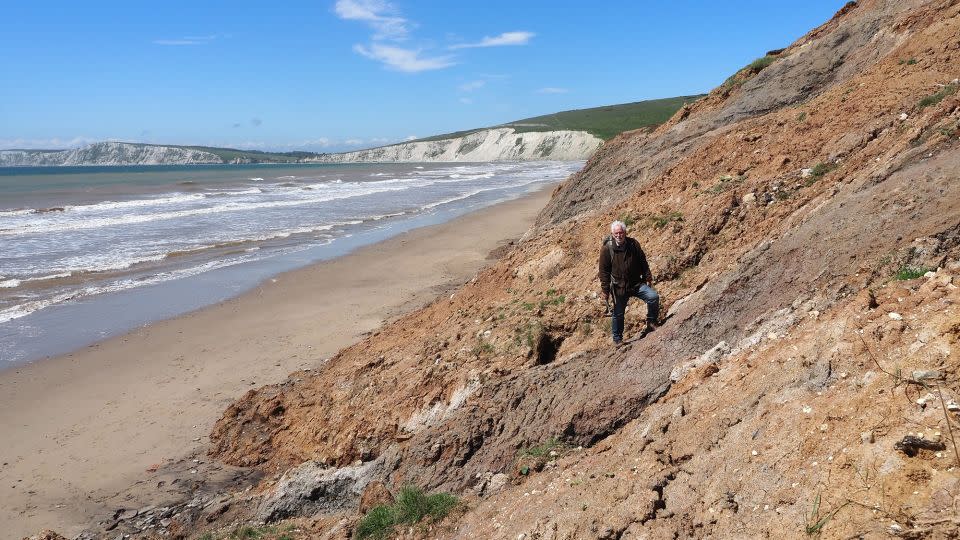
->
<box><xmin>304</xmin><ymin>128</ymin><xmax>603</xmax><ymax>163</ymax></box>
<box><xmin>101</xmin><ymin>0</ymin><xmax>960</xmax><ymax>537</ymax></box>
<box><xmin>0</xmin><ymin>142</ymin><xmax>222</xmax><ymax>166</ymax></box>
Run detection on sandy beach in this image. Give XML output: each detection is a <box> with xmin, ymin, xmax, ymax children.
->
<box><xmin>0</xmin><ymin>187</ymin><xmax>552</xmax><ymax>538</ymax></box>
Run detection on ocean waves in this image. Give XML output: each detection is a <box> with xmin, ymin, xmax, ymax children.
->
<box><xmin>0</xmin><ymin>160</ymin><xmax>583</xmax><ymax>326</ymax></box>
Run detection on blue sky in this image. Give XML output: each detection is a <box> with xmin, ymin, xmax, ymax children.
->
<box><xmin>1</xmin><ymin>1</ymin><xmax>848</xmax><ymax>152</ymax></box>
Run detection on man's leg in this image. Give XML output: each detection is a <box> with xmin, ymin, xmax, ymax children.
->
<box><xmin>611</xmin><ymin>293</ymin><xmax>628</xmax><ymax>344</ymax></box>
<box><xmin>636</xmin><ymin>284</ymin><xmax>660</xmax><ymax>327</ymax></box>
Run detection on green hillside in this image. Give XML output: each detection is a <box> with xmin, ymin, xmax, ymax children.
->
<box><xmin>417</xmin><ymin>95</ymin><xmax>704</xmax><ymax>143</ymax></box>
<box><xmin>175</xmin><ymin>145</ymin><xmax>312</xmax><ymax>163</ymax></box>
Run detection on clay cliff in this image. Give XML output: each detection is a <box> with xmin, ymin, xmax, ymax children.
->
<box><xmin>65</xmin><ymin>0</ymin><xmax>960</xmax><ymax>538</ymax></box>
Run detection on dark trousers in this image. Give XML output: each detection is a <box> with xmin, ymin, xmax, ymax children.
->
<box><xmin>611</xmin><ymin>284</ymin><xmax>660</xmax><ymax>343</ymax></box>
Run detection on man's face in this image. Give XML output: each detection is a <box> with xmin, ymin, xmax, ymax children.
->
<box><xmin>612</xmin><ymin>227</ymin><xmax>626</xmax><ymax>244</ymax></box>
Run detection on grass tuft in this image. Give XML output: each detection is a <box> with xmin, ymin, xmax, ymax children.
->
<box><xmin>356</xmin><ymin>486</ymin><xmax>461</xmax><ymax>540</ymax></box>
<box><xmin>723</xmin><ymin>55</ymin><xmax>777</xmax><ymax>88</ymax></box>
<box><xmin>521</xmin><ymin>438</ymin><xmax>564</xmax><ymax>458</ymax></box>
<box><xmin>919</xmin><ymin>84</ymin><xmax>957</xmax><ymax>108</ymax></box>
<box><xmin>810</xmin><ymin>162</ymin><xmax>837</xmax><ymax>178</ymax></box>
<box><xmin>894</xmin><ymin>266</ymin><xmax>929</xmax><ymax>280</ymax></box>
<box><xmin>649</xmin><ymin>211</ymin><xmax>684</xmax><ymax>229</ymax></box>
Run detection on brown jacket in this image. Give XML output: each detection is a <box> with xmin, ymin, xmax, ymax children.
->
<box><xmin>598</xmin><ymin>237</ymin><xmax>651</xmax><ymax>297</ymax></box>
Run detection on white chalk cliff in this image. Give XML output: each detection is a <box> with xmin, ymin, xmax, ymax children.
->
<box><xmin>308</xmin><ymin>128</ymin><xmax>603</xmax><ymax>163</ymax></box>
<box><xmin>0</xmin><ymin>142</ymin><xmax>222</xmax><ymax>166</ymax></box>
<box><xmin>0</xmin><ymin>129</ymin><xmax>603</xmax><ymax>167</ymax></box>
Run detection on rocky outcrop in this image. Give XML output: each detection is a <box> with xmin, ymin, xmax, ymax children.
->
<box><xmin>536</xmin><ymin>0</ymin><xmax>918</xmax><ymax>225</ymax></box>
<box><xmin>0</xmin><ymin>142</ymin><xmax>222</xmax><ymax>166</ymax></box>
<box><xmin>256</xmin><ymin>459</ymin><xmax>381</xmax><ymax>522</ymax></box>
<box><xmin>305</xmin><ymin>128</ymin><xmax>603</xmax><ymax>163</ymax></box>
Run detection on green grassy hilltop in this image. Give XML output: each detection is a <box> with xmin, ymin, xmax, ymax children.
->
<box><xmin>416</xmin><ymin>95</ymin><xmax>704</xmax><ymax>143</ymax></box>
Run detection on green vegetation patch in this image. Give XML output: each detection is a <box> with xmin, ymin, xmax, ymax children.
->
<box><xmin>810</xmin><ymin>162</ymin><xmax>837</xmax><ymax>178</ymax></box>
<box><xmin>895</xmin><ymin>265</ymin><xmax>930</xmax><ymax>280</ymax></box>
<box><xmin>706</xmin><ymin>174</ymin><xmax>746</xmax><ymax>194</ymax></box>
<box><xmin>649</xmin><ymin>211</ymin><xmax>683</xmax><ymax>229</ymax></box>
<box><xmin>521</xmin><ymin>437</ymin><xmax>565</xmax><ymax>458</ymax></box>
<box><xmin>414</xmin><ymin>95</ymin><xmax>705</xmax><ymax>143</ymax></box>
<box><xmin>174</xmin><ymin>144</ymin><xmax>315</xmax><ymax>163</ymax></box>
<box><xmin>198</xmin><ymin>523</ymin><xmax>297</xmax><ymax>540</ymax></box>
<box><xmin>918</xmin><ymin>84</ymin><xmax>958</xmax><ymax>109</ymax></box>
<box><xmin>355</xmin><ymin>486</ymin><xmax>461</xmax><ymax>540</ymax></box>
<box><xmin>723</xmin><ymin>55</ymin><xmax>778</xmax><ymax>88</ymax></box>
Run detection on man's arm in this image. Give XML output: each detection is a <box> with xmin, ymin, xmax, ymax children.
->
<box><xmin>598</xmin><ymin>248</ymin><xmax>612</xmax><ymax>296</ymax></box>
<box><xmin>637</xmin><ymin>244</ymin><xmax>652</xmax><ymax>285</ymax></box>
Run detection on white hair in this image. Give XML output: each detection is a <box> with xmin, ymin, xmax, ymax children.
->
<box><xmin>610</xmin><ymin>220</ymin><xmax>627</xmax><ymax>233</ymax></box>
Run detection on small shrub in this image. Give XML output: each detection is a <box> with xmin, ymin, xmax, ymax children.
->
<box><xmin>521</xmin><ymin>438</ymin><xmax>564</xmax><ymax>458</ymax></box>
<box><xmin>356</xmin><ymin>505</ymin><xmax>396</xmax><ymax>540</ymax></box>
<box><xmin>705</xmin><ymin>174</ymin><xmax>745</xmax><ymax>194</ymax></box>
<box><xmin>356</xmin><ymin>487</ymin><xmax>461</xmax><ymax>540</ymax></box>
<box><xmin>472</xmin><ymin>339</ymin><xmax>494</xmax><ymax>356</ymax></box>
<box><xmin>722</xmin><ymin>55</ymin><xmax>776</xmax><ymax>88</ymax></box>
<box><xmin>919</xmin><ymin>84</ymin><xmax>957</xmax><ymax>108</ymax></box>
<box><xmin>907</xmin><ymin>57</ymin><xmax>918</xmax><ymax>65</ymax></box>
<box><xmin>895</xmin><ymin>266</ymin><xmax>929</xmax><ymax>280</ymax></box>
<box><xmin>796</xmin><ymin>111</ymin><xmax>807</xmax><ymax>122</ymax></box>
<box><xmin>810</xmin><ymin>162</ymin><xmax>836</xmax><ymax>178</ymax></box>
<box><xmin>746</xmin><ymin>55</ymin><xmax>776</xmax><ymax>72</ymax></box>
<box><xmin>649</xmin><ymin>211</ymin><xmax>684</xmax><ymax>229</ymax></box>
<box><xmin>229</xmin><ymin>526</ymin><xmax>265</xmax><ymax>539</ymax></box>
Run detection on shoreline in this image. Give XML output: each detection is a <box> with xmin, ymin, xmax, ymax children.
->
<box><xmin>0</xmin><ymin>186</ymin><xmax>553</xmax><ymax>538</ymax></box>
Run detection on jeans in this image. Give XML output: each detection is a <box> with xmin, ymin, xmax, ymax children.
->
<box><xmin>611</xmin><ymin>284</ymin><xmax>660</xmax><ymax>343</ymax></box>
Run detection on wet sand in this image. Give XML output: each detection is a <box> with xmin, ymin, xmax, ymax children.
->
<box><xmin>0</xmin><ymin>187</ymin><xmax>552</xmax><ymax>538</ymax></box>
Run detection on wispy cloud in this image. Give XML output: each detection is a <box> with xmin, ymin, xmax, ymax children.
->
<box><xmin>251</xmin><ymin>117</ymin><xmax>263</xmax><ymax>127</ymax></box>
<box><xmin>450</xmin><ymin>31</ymin><xmax>535</xmax><ymax>49</ymax></box>
<box><xmin>336</xmin><ymin>0</ymin><xmax>457</xmax><ymax>73</ymax></box>
<box><xmin>334</xmin><ymin>0</ymin><xmax>408</xmax><ymax>40</ymax></box>
<box><xmin>354</xmin><ymin>43</ymin><xmax>454</xmax><ymax>72</ymax></box>
<box><xmin>458</xmin><ymin>80</ymin><xmax>486</xmax><ymax>92</ymax></box>
<box><xmin>0</xmin><ymin>136</ymin><xmax>100</xmax><ymax>150</ymax></box>
<box><xmin>404</xmin><ymin>135</ymin><xmax>417</xmax><ymax>141</ymax></box>
<box><xmin>153</xmin><ymin>34</ymin><xmax>219</xmax><ymax>46</ymax></box>
<box><xmin>537</xmin><ymin>87</ymin><xmax>569</xmax><ymax>94</ymax></box>
<box><xmin>459</xmin><ymin>97</ymin><xmax>474</xmax><ymax>105</ymax></box>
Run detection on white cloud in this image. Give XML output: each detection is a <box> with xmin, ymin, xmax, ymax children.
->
<box><xmin>334</xmin><ymin>0</ymin><xmax>408</xmax><ymax>40</ymax></box>
<box><xmin>300</xmin><ymin>138</ymin><xmax>333</xmax><ymax>148</ymax></box>
<box><xmin>354</xmin><ymin>43</ymin><xmax>454</xmax><ymax>72</ymax></box>
<box><xmin>0</xmin><ymin>136</ymin><xmax>100</xmax><ymax>149</ymax></box>
<box><xmin>404</xmin><ymin>135</ymin><xmax>417</xmax><ymax>141</ymax></box>
<box><xmin>450</xmin><ymin>31</ymin><xmax>534</xmax><ymax>49</ymax></box>
<box><xmin>537</xmin><ymin>87</ymin><xmax>569</xmax><ymax>94</ymax></box>
<box><xmin>459</xmin><ymin>97</ymin><xmax>474</xmax><ymax>105</ymax></box>
<box><xmin>153</xmin><ymin>35</ymin><xmax>218</xmax><ymax>46</ymax></box>
<box><xmin>458</xmin><ymin>80</ymin><xmax>486</xmax><ymax>92</ymax></box>
<box><xmin>344</xmin><ymin>138</ymin><xmax>364</xmax><ymax>145</ymax></box>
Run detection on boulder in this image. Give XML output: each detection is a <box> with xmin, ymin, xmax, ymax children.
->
<box><xmin>256</xmin><ymin>458</ymin><xmax>383</xmax><ymax>522</ymax></box>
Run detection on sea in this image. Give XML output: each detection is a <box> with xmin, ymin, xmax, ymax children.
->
<box><xmin>0</xmin><ymin>161</ymin><xmax>582</xmax><ymax>365</ymax></box>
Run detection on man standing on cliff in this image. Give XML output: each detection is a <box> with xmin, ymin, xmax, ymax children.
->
<box><xmin>599</xmin><ymin>220</ymin><xmax>660</xmax><ymax>345</ymax></box>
